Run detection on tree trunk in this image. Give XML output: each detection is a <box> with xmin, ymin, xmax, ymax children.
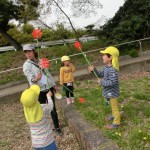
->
<box><xmin>0</xmin><ymin>27</ymin><xmax>22</xmax><ymax>50</ymax></box>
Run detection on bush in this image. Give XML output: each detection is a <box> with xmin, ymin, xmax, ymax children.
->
<box><xmin>129</xmin><ymin>49</ymin><xmax>139</xmax><ymax>57</ymax></box>
<box><xmin>22</xmin><ymin>23</ymin><xmax>34</xmax><ymax>34</ymax></box>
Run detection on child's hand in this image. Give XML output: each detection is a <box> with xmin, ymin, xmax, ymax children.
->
<box><xmin>88</xmin><ymin>65</ymin><xmax>94</xmax><ymax>72</ymax></box>
<box><xmin>97</xmin><ymin>79</ymin><xmax>101</xmax><ymax>84</ymax></box>
<box><xmin>35</xmin><ymin>72</ymin><xmax>42</xmax><ymax>81</ymax></box>
<box><xmin>53</xmin><ymin>85</ymin><xmax>58</xmax><ymax>92</ymax></box>
<box><xmin>46</xmin><ymin>91</ymin><xmax>52</xmax><ymax>97</ymax></box>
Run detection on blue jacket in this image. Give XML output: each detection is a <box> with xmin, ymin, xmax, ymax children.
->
<box><xmin>94</xmin><ymin>66</ymin><xmax>120</xmax><ymax>98</ymax></box>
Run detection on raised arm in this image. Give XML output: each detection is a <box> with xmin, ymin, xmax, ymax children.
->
<box><xmin>93</xmin><ymin>68</ymin><xmax>104</xmax><ymax>78</ymax></box>
<box><xmin>88</xmin><ymin>65</ymin><xmax>104</xmax><ymax>78</ymax></box>
<box><xmin>70</xmin><ymin>63</ymin><xmax>75</xmax><ymax>72</ymax></box>
<box><xmin>45</xmin><ymin>91</ymin><xmax>54</xmax><ymax>112</ymax></box>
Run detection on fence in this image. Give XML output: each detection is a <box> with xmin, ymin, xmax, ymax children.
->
<box><xmin>0</xmin><ymin>37</ymin><xmax>150</xmax><ymax>75</ymax></box>
<box><xmin>0</xmin><ymin>36</ymin><xmax>98</xmax><ymax>52</ymax></box>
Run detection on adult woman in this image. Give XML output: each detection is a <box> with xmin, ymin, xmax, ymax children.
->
<box><xmin>23</xmin><ymin>44</ymin><xmax>62</xmax><ymax>135</ymax></box>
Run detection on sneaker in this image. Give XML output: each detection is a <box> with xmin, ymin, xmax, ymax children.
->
<box><xmin>56</xmin><ymin>128</ymin><xmax>62</xmax><ymax>136</ymax></box>
<box><xmin>105</xmin><ymin>124</ymin><xmax>119</xmax><ymax>129</ymax></box>
<box><xmin>71</xmin><ymin>97</ymin><xmax>75</xmax><ymax>103</ymax></box>
<box><xmin>66</xmin><ymin>98</ymin><xmax>71</xmax><ymax>104</ymax></box>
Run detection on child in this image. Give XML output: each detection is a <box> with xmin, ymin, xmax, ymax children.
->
<box><xmin>20</xmin><ymin>85</ymin><xmax>58</xmax><ymax>150</ymax></box>
<box><xmin>88</xmin><ymin>46</ymin><xmax>120</xmax><ymax>129</ymax></box>
<box><xmin>60</xmin><ymin>56</ymin><xmax>75</xmax><ymax>104</ymax></box>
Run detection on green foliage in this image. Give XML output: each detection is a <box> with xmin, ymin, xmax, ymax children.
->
<box><xmin>85</xmin><ymin>24</ymin><xmax>95</xmax><ymax>35</ymax></box>
<box><xmin>42</xmin><ymin>29</ymin><xmax>54</xmax><ymax>41</ymax></box>
<box><xmin>22</xmin><ymin>23</ymin><xmax>34</xmax><ymax>34</ymax></box>
<box><xmin>0</xmin><ymin>0</ymin><xmax>39</xmax><ymax>50</ymax></box>
<box><xmin>0</xmin><ymin>34</ymin><xmax>8</xmax><ymax>46</ymax></box>
<box><xmin>0</xmin><ymin>24</ymin><xmax>33</xmax><ymax>46</ymax></box>
<box><xmin>0</xmin><ymin>0</ymin><xmax>20</xmax><ymax>29</ymax></box>
<box><xmin>0</xmin><ymin>0</ymin><xmax>39</xmax><ymax>29</ymax></box>
<box><xmin>97</xmin><ymin>0</ymin><xmax>150</xmax><ymax>43</ymax></box>
<box><xmin>0</xmin><ymin>23</ymin><xmax>87</xmax><ymax>46</ymax></box>
<box><xmin>129</xmin><ymin>49</ymin><xmax>139</xmax><ymax>57</ymax></box>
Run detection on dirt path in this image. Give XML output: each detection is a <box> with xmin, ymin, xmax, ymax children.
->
<box><xmin>0</xmin><ymin>99</ymin><xmax>81</xmax><ymax>150</ymax></box>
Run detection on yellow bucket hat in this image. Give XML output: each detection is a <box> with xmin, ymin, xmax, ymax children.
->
<box><xmin>30</xmin><ymin>84</ymin><xmax>40</xmax><ymax>95</ymax></box>
<box><xmin>20</xmin><ymin>85</ymin><xmax>43</xmax><ymax>123</ymax></box>
<box><xmin>61</xmin><ymin>56</ymin><xmax>70</xmax><ymax>62</ymax></box>
<box><xmin>100</xmin><ymin>46</ymin><xmax>119</xmax><ymax>71</ymax></box>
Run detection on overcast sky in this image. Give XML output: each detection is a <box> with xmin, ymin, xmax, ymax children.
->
<box><xmin>43</xmin><ymin>0</ymin><xmax>125</xmax><ymax>29</ymax></box>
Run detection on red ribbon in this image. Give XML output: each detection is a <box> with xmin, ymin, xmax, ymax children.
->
<box><xmin>40</xmin><ymin>58</ymin><xmax>50</xmax><ymax>69</ymax></box>
<box><xmin>32</xmin><ymin>28</ymin><xmax>42</xmax><ymax>39</ymax></box>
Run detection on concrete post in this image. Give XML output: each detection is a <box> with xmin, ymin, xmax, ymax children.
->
<box><xmin>138</xmin><ymin>40</ymin><xmax>142</xmax><ymax>56</ymax></box>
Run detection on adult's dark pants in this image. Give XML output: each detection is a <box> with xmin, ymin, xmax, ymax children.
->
<box><xmin>38</xmin><ymin>87</ymin><xmax>59</xmax><ymax>129</ymax></box>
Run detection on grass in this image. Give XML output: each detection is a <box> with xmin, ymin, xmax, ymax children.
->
<box><xmin>1</xmin><ymin>38</ymin><xmax>149</xmax><ymax>85</ymax></box>
<box><xmin>73</xmin><ymin>72</ymin><xmax>150</xmax><ymax>150</ymax></box>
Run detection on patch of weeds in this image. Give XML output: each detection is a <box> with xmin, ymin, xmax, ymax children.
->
<box><xmin>0</xmin><ymin>140</ymin><xmax>11</xmax><ymax>149</ymax></box>
<box><xmin>138</xmin><ymin>104</ymin><xmax>150</xmax><ymax>117</ymax></box>
<box><xmin>75</xmin><ymin>81</ymin><xmax>81</xmax><ymax>86</ymax></box>
<box><xmin>125</xmin><ymin>128</ymin><xmax>150</xmax><ymax>149</ymax></box>
<box><xmin>132</xmin><ymin>92</ymin><xmax>149</xmax><ymax>101</ymax></box>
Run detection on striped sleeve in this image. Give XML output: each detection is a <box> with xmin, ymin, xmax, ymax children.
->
<box><xmin>100</xmin><ymin>69</ymin><xmax>118</xmax><ymax>87</ymax></box>
<box><xmin>93</xmin><ymin>68</ymin><xmax>104</xmax><ymax>78</ymax></box>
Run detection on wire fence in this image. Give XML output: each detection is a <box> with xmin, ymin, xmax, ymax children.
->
<box><xmin>0</xmin><ymin>37</ymin><xmax>150</xmax><ymax>75</ymax></box>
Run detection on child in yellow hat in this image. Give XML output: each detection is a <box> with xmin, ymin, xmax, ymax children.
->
<box><xmin>60</xmin><ymin>56</ymin><xmax>75</xmax><ymax>104</ymax></box>
<box><xmin>20</xmin><ymin>85</ymin><xmax>58</xmax><ymax>150</ymax></box>
<box><xmin>88</xmin><ymin>46</ymin><xmax>121</xmax><ymax>129</ymax></box>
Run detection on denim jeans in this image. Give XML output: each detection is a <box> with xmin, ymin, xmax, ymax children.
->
<box><xmin>35</xmin><ymin>141</ymin><xmax>57</xmax><ymax>150</ymax></box>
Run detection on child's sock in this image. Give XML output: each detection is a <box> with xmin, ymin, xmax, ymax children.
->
<box><xmin>71</xmin><ymin>97</ymin><xmax>74</xmax><ymax>103</ymax></box>
<box><xmin>66</xmin><ymin>98</ymin><xmax>71</xmax><ymax>104</ymax></box>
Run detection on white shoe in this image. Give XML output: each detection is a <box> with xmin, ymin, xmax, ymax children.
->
<box><xmin>71</xmin><ymin>97</ymin><xmax>75</xmax><ymax>103</ymax></box>
<box><xmin>66</xmin><ymin>98</ymin><xmax>71</xmax><ymax>104</ymax></box>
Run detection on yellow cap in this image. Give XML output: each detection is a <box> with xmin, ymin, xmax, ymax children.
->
<box><xmin>100</xmin><ymin>46</ymin><xmax>119</xmax><ymax>57</ymax></box>
<box><xmin>100</xmin><ymin>46</ymin><xmax>120</xmax><ymax>71</ymax></box>
<box><xmin>61</xmin><ymin>56</ymin><xmax>70</xmax><ymax>62</ymax></box>
<box><xmin>20</xmin><ymin>88</ymin><xmax>43</xmax><ymax>123</ymax></box>
<box><xmin>30</xmin><ymin>85</ymin><xmax>40</xmax><ymax>95</ymax></box>
<box><xmin>20</xmin><ymin>89</ymin><xmax>37</xmax><ymax>108</ymax></box>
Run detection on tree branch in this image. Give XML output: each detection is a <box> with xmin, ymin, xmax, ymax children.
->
<box><xmin>52</xmin><ymin>0</ymin><xmax>80</xmax><ymax>41</ymax></box>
